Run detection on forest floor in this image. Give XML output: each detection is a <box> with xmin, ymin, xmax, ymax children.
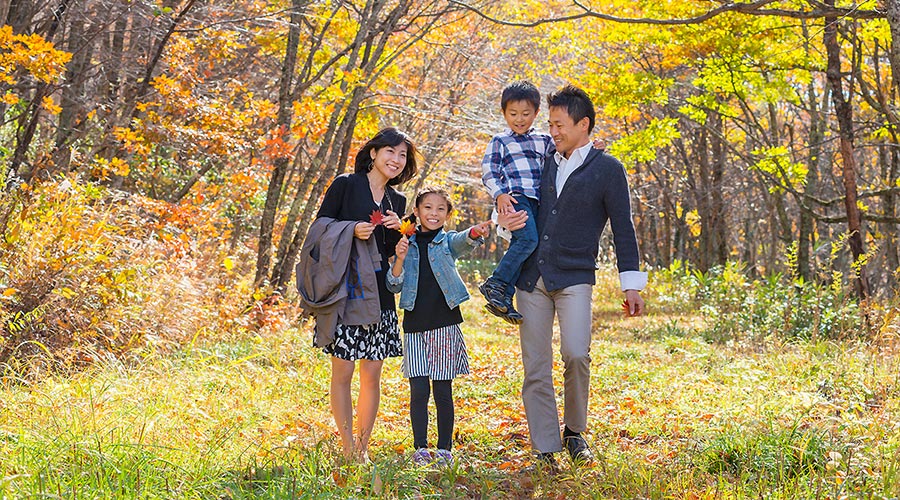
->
<box><xmin>1</xmin><ymin>282</ymin><xmax>898</xmax><ymax>498</ymax></box>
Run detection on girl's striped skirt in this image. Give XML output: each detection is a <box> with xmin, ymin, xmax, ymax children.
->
<box><xmin>402</xmin><ymin>323</ymin><xmax>469</xmax><ymax>380</ymax></box>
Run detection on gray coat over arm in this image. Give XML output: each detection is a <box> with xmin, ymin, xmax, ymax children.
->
<box><xmin>296</xmin><ymin>217</ymin><xmax>382</xmax><ymax>347</ymax></box>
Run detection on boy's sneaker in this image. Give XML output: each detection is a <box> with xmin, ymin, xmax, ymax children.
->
<box><xmin>434</xmin><ymin>448</ymin><xmax>453</xmax><ymax>467</ymax></box>
<box><xmin>484</xmin><ymin>303</ymin><xmax>522</xmax><ymax>325</ymax></box>
<box><xmin>411</xmin><ymin>448</ymin><xmax>432</xmax><ymax>466</ymax></box>
<box><xmin>505</xmin><ymin>297</ymin><xmax>524</xmax><ymax>324</ymax></box>
<box><xmin>479</xmin><ymin>278</ymin><xmax>508</xmax><ymax>313</ymax></box>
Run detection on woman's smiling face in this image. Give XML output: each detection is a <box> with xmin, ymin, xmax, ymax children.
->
<box><xmin>370</xmin><ymin>142</ymin><xmax>408</xmax><ymax>181</ymax></box>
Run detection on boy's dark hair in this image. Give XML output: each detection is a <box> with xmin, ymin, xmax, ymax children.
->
<box><xmin>501</xmin><ymin>80</ymin><xmax>541</xmax><ymax>112</ymax></box>
<box><xmin>354</xmin><ymin>127</ymin><xmax>418</xmax><ymax>186</ymax></box>
<box><xmin>408</xmin><ymin>185</ymin><xmax>453</xmax><ymax>224</ymax></box>
<box><xmin>547</xmin><ymin>85</ymin><xmax>595</xmax><ymax>134</ymax></box>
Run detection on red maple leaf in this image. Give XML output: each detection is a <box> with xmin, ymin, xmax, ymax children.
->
<box><xmin>622</xmin><ymin>300</ymin><xmax>631</xmax><ymax>317</ymax></box>
<box><xmin>369</xmin><ymin>210</ymin><xmax>384</xmax><ymax>225</ymax></box>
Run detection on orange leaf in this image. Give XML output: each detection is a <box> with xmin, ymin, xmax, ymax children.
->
<box><xmin>398</xmin><ymin>219</ymin><xmax>415</xmax><ymax>237</ymax></box>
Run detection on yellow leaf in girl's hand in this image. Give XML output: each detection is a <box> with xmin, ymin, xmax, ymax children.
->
<box><xmin>398</xmin><ymin>219</ymin><xmax>415</xmax><ymax>237</ymax></box>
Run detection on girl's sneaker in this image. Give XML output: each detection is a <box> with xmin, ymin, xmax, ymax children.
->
<box><xmin>411</xmin><ymin>448</ymin><xmax>432</xmax><ymax>466</ymax></box>
<box><xmin>434</xmin><ymin>448</ymin><xmax>453</xmax><ymax>467</ymax></box>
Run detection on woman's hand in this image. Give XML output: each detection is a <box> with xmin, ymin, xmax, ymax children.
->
<box><xmin>382</xmin><ymin>210</ymin><xmax>401</xmax><ymax>230</ymax></box>
<box><xmin>354</xmin><ymin>222</ymin><xmax>375</xmax><ymax>240</ymax></box>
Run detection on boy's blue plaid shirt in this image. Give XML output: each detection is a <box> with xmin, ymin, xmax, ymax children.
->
<box><xmin>481</xmin><ymin>128</ymin><xmax>553</xmax><ymax>201</ymax></box>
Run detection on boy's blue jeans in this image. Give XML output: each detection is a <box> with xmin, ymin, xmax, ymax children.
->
<box><xmin>491</xmin><ymin>193</ymin><xmax>538</xmax><ymax>297</ymax></box>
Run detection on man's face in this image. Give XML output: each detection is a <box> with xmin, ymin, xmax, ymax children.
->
<box><xmin>548</xmin><ymin>106</ymin><xmax>590</xmax><ymax>158</ymax></box>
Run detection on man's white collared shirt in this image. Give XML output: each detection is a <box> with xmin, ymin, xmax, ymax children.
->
<box><xmin>554</xmin><ymin>141</ymin><xmax>594</xmax><ymax>195</ymax></box>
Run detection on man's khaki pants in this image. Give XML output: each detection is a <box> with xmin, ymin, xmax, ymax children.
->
<box><xmin>517</xmin><ymin>277</ymin><xmax>593</xmax><ymax>453</ymax></box>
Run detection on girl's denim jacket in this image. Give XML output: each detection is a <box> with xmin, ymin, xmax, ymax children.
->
<box><xmin>386</xmin><ymin>228</ymin><xmax>483</xmax><ymax>311</ymax></box>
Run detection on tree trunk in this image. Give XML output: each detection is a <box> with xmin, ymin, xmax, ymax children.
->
<box><xmin>696</xmin><ymin>125</ymin><xmax>713</xmax><ymax>271</ymax></box>
<box><xmin>254</xmin><ymin>0</ymin><xmax>304</xmax><ymax>287</ymax></box>
<box><xmin>824</xmin><ymin>1</ymin><xmax>869</xmax><ymax>300</ymax></box>
<box><xmin>886</xmin><ymin>0</ymin><xmax>900</xmax><ymax>96</ymax></box>
<box><xmin>709</xmin><ymin>108</ymin><xmax>728</xmax><ymax>266</ymax></box>
<box><xmin>53</xmin><ymin>16</ymin><xmax>94</xmax><ymax>173</ymax></box>
<box><xmin>798</xmin><ymin>78</ymin><xmax>825</xmax><ymax>281</ymax></box>
<box><xmin>797</xmin><ymin>20</ymin><xmax>827</xmax><ymax>281</ymax></box>
<box><xmin>10</xmin><ymin>0</ymin><xmax>70</xmax><ymax>180</ymax></box>
<box><xmin>883</xmin><ymin>0</ymin><xmax>900</xmax><ymax>286</ymax></box>
<box><xmin>6</xmin><ymin>0</ymin><xmax>36</xmax><ymax>35</ymax></box>
<box><xmin>271</xmin><ymin>86</ymin><xmax>365</xmax><ymax>292</ymax></box>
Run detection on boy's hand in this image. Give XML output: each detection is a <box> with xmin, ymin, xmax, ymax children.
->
<box><xmin>383</xmin><ymin>210</ymin><xmax>401</xmax><ymax>230</ymax></box>
<box><xmin>469</xmin><ymin>221</ymin><xmax>492</xmax><ymax>238</ymax></box>
<box><xmin>496</xmin><ymin>193</ymin><xmax>517</xmax><ymax>215</ymax></box>
<box><xmin>592</xmin><ymin>138</ymin><xmax>607</xmax><ymax>150</ymax></box>
<box><xmin>394</xmin><ymin>236</ymin><xmax>409</xmax><ymax>260</ymax></box>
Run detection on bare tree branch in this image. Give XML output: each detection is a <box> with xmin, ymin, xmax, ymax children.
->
<box><xmin>448</xmin><ymin>0</ymin><xmax>883</xmax><ymax>28</ymax></box>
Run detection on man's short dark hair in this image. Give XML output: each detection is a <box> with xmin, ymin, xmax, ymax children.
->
<box><xmin>547</xmin><ymin>85</ymin><xmax>595</xmax><ymax>134</ymax></box>
<box><xmin>501</xmin><ymin>81</ymin><xmax>541</xmax><ymax>112</ymax></box>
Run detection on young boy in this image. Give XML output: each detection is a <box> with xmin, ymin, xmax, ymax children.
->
<box><xmin>479</xmin><ymin>81</ymin><xmax>551</xmax><ymax>325</ymax></box>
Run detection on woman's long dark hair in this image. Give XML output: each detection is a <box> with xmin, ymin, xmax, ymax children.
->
<box><xmin>354</xmin><ymin>127</ymin><xmax>418</xmax><ymax>186</ymax></box>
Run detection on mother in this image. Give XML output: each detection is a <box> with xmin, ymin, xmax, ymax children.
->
<box><xmin>311</xmin><ymin>127</ymin><xmax>418</xmax><ymax>462</ymax></box>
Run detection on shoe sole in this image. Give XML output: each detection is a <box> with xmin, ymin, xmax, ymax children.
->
<box><xmin>479</xmin><ymin>284</ymin><xmax>508</xmax><ymax>313</ymax></box>
<box><xmin>485</xmin><ymin>303</ymin><xmax>523</xmax><ymax>325</ymax></box>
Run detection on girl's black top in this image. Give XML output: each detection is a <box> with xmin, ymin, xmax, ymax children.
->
<box><xmin>316</xmin><ymin>173</ymin><xmax>407</xmax><ymax>311</ymax></box>
<box><xmin>403</xmin><ymin>228</ymin><xmax>463</xmax><ymax>333</ymax></box>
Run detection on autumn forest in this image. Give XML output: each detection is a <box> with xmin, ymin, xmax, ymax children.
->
<box><xmin>2</xmin><ymin>0</ymin><xmax>900</xmax><ymax>497</ymax></box>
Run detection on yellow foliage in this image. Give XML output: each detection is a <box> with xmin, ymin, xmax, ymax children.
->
<box><xmin>0</xmin><ymin>174</ymin><xmax>247</xmax><ymax>373</ymax></box>
<box><xmin>0</xmin><ymin>25</ymin><xmax>71</xmax><ymax>85</ymax></box>
<box><xmin>113</xmin><ymin>127</ymin><xmax>151</xmax><ymax>156</ymax></box>
<box><xmin>41</xmin><ymin>95</ymin><xmax>62</xmax><ymax>115</ymax></box>
<box><xmin>685</xmin><ymin>209</ymin><xmax>702</xmax><ymax>237</ymax></box>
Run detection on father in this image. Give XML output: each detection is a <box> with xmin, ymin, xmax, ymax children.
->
<box><xmin>501</xmin><ymin>84</ymin><xmax>646</xmax><ymax>467</ymax></box>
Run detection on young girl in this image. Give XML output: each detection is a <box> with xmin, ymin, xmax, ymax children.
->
<box><xmin>386</xmin><ymin>186</ymin><xmax>491</xmax><ymax>466</ymax></box>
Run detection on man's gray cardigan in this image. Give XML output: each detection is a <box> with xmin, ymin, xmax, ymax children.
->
<box><xmin>517</xmin><ymin>148</ymin><xmax>642</xmax><ymax>292</ymax></box>
<box><xmin>296</xmin><ymin>217</ymin><xmax>382</xmax><ymax>347</ymax></box>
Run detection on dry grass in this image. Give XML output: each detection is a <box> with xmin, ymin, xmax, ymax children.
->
<box><xmin>1</xmin><ymin>276</ymin><xmax>898</xmax><ymax>498</ymax></box>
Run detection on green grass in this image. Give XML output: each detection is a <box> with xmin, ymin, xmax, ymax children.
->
<box><xmin>1</xmin><ymin>279</ymin><xmax>899</xmax><ymax>498</ymax></box>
